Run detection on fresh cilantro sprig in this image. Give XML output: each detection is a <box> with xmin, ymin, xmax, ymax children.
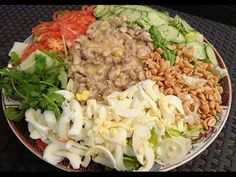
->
<box><xmin>0</xmin><ymin>52</ymin><xmax>67</xmax><ymax>121</ymax></box>
<box><xmin>9</xmin><ymin>52</ymin><xmax>20</xmax><ymax>65</ymax></box>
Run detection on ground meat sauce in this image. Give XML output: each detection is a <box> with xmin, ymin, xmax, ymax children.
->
<box><xmin>68</xmin><ymin>16</ymin><xmax>153</xmax><ymax>100</ymax></box>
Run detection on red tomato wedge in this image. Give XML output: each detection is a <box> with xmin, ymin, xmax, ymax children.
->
<box><xmin>19</xmin><ymin>42</ymin><xmax>48</xmax><ymax>63</ymax></box>
<box><xmin>60</xmin><ymin>26</ymin><xmax>75</xmax><ymax>48</ymax></box>
<box><xmin>20</xmin><ymin>7</ymin><xmax>96</xmax><ymax>63</ymax></box>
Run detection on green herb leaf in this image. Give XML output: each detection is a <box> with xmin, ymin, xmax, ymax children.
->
<box><xmin>9</xmin><ymin>52</ymin><xmax>20</xmax><ymax>64</ymax></box>
<box><xmin>163</xmin><ymin>49</ymin><xmax>176</xmax><ymax>66</ymax></box>
<box><xmin>149</xmin><ymin>25</ymin><xmax>177</xmax><ymax>65</ymax></box>
<box><xmin>123</xmin><ymin>155</ymin><xmax>139</xmax><ymax>170</ymax></box>
<box><xmin>58</xmin><ymin>70</ymin><xmax>68</xmax><ymax>89</ymax></box>
<box><xmin>0</xmin><ymin>50</ymin><xmax>67</xmax><ymax>122</ymax></box>
<box><xmin>5</xmin><ymin>107</ymin><xmax>24</xmax><ymax>121</ymax></box>
<box><xmin>202</xmin><ymin>58</ymin><xmax>213</xmax><ymax>64</ymax></box>
<box><xmin>162</xmin><ymin>11</ymin><xmax>169</xmax><ymax>16</ymax></box>
<box><xmin>42</xmin><ymin>50</ymin><xmax>61</xmax><ymax>60</ymax></box>
<box><xmin>34</xmin><ymin>54</ymin><xmax>47</xmax><ymax>73</ymax></box>
<box><xmin>134</xmin><ymin>19</ymin><xmax>144</xmax><ymax>28</ymax></box>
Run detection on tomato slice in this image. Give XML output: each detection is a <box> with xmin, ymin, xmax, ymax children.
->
<box><xmin>32</xmin><ymin>21</ymin><xmax>54</xmax><ymax>36</ymax></box>
<box><xmin>20</xmin><ymin>8</ymin><xmax>96</xmax><ymax>64</ymax></box>
<box><xmin>60</xmin><ymin>26</ymin><xmax>75</xmax><ymax>48</ymax></box>
<box><xmin>19</xmin><ymin>41</ymin><xmax>48</xmax><ymax>63</ymax></box>
<box><xmin>37</xmin><ymin>30</ymin><xmax>61</xmax><ymax>42</ymax></box>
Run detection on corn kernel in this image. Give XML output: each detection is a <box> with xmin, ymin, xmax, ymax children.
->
<box><xmin>76</xmin><ymin>90</ymin><xmax>90</xmax><ymax>101</ymax></box>
<box><xmin>112</xmin><ymin>50</ymin><xmax>123</xmax><ymax>57</ymax></box>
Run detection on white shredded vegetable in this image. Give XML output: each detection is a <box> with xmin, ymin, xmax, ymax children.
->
<box><xmin>25</xmin><ymin>79</ymin><xmax>194</xmax><ymax>171</ymax></box>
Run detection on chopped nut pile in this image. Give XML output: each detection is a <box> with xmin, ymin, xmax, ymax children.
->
<box><xmin>142</xmin><ymin>43</ymin><xmax>223</xmax><ymax>129</ymax></box>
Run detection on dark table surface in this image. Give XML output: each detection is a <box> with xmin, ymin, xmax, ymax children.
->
<box><xmin>0</xmin><ymin>5</ymin><xmax>236</xmax><ymax>171</ymax></box>
<box><xmin>162</xmin><ymin>5</ymin><xmax>236</xmax><ymax>27</ymax></box>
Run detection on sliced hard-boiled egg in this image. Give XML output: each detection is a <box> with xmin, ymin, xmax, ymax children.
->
<box><xmin>57</xmin><ymin>103</ymin><xmax>72</xmax><ymax>139</ymax></box>
<box><xmin>118</xmin><ymin>84</ymin><xmax>138</xmax><ymax>99</ymax></box>
<box><xmin>136</xmin><ymin>146</ymin><xmax>154</xmax><ymax>171</ymax></box>
<box><xmin>43</xmin><ymin>142</ymin><xmax>66</xmax><ymax>166</ymax></box>
<box><xmin>136</xmin><ymin>85</ymin><xmax>157</xmax><ymax>110</ymax></box>
<box><xmin>101</xmin><ymin>127</ymin><xmax>127</xmax><ymax>145</ymax></box>
<box><xmin>108</xmin><ymin>98</ymin><xmax>143</xmax><ymax>118</ymax></box>
<box><xmin>114</xmin><ymin>145</ymin><xmax>126</xmax><ymax>171</ymax></box>
<box><xmin>86</xmin><ymin>145</ymin><xmax>117</xmax><ymax>168</ymax></box>
<box><xmin>86</xmin><ymin>99</ymin><xmax>97</xmax><ymax>118</ymax></box>
<box><xmin>81</xmin><ymin>155</ymin><xmax>91</xmax><ymax>168</ymax></box>
<box><xmin>54</xmin><ymin>150</ymin><xmax>81</xmax><ymax>169</ymax></box>
<box><xmin>43</xmin><ymin>110</ymin><xmax>57</xmax><ymax>133</ymax></box>
<box><xmin>55</xmin><ymin>90</ymin><xmax>75</xmax><ymax>100</ymax></box>
<box><xmin>68</xmin><ymin>99</ymin><xmax>83</xmax><ymax>140</ymax></box>
<box><xmin>25</xmin><ymin>108</ymin><xmax>49</xmax><ymax>141</ymax></box>
<box><xmin>132</xmin><ymin>125</ymin><xmax>151</xmax><ymax>165</ymax></box>
<box><xmin>118</xmin><ymin>99</ymin><xmax>133</xmax><ymax>108</ymax></box>
<box><xmin>94</xmin><ymin>105</ymin><xmax>107</xmax><ymax>126</ymax></box>
<box><xmin>163</xmin><ymin>95</ymin><xmax>185</xmax><ymax>114</ymax></box>
<box><xmin>141</xmin><ymin>79</ymin><xmax>159</xmax><ymax>102</ymax></box>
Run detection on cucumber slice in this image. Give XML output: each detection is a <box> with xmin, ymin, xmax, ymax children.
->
<box><xmin>94</xmin><ymin>5</ymin><xmax>110</xmax><ymax>18</ymax></box>
<box><xmin>186</xmin><ymin>41</ymin><xmax>206</xmax><ymax>60</ymax></box>
<box><xmin>108</xmin><ymin>5</ymin><xmax>116</xmax><ymax>12</ymax></box>
<box><xmin>133</xmin><ymin>11</ymin><xmax>151</xmax><ymax>29</ymax></box>
<box><xmin>18</xmin><ymin>50</ymin><xmax>54</xmax><ymax>73</ymax></box>
<box><xmin>206</xmin><ymin>45</ymin><xmax>218</xmax><ymax>66</ymax></box>
<box><xmin>135</xmin><ymin>18</ymin><xmax>151</xmax><ymax>30</ymax></box>
<box><xmin>185</xmin><ymin>31</ymin><xmax>204</xmax><ymax>42</ymax></box>
<box><xmin>122</xmin><ymin>5</ymin><xmax>155</xmax><ymax>12</ymax></box>
<box><xmin>155</xmin><ymin>11</ymin><xmax>170</xmax><ymax>21</ymax></box>
<box><xmin>171</xmin><ymin>32</ymin><xmax>185</xmax><ymax>43</ymax></box>
<box><xmin>148</xmin><ymin>11</ymin><xmax>168</xmax><ymax>27</ymax></box>
<box><xmin>112</xmin><ymin>6</ymin><xmax>125</xmax><ymax>16</ymax></box>
<box><xmin>100</xmin><ymin>10</ymin><xmax>113</xmax><ymax>20</ymax></box>
<box><xmin>141</xmin><ymin>10</ymin><xmax>148</xmax><ymax>18</ymax></box>
<box><xmin>174</xmin><ymin>15</ymin><xmax>194</xmax><ymax>32</ymax></box>
<box><xmin>157</xmin><ymin>25</ymin><xmax>179</xmax><ymax>42</ymax></box>
<box><xmin>119</xmin><ymin>10</ymin><xmax>142</xmax><ymax>22</ymax></box>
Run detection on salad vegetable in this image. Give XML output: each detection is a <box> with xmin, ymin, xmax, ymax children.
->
<box><xmin>0</xmin><ymin>5</ymin><xmax>228</xmax><ymax>172</ymax></box>
<box><xmin>149</xmin><ymin>25</ymin><xmax>176</xmax><ymax>65</ymax></box>
<box><xmin>0</xmin><ymin>51</ymin><xmax>67</xmax><ymax>120</ymax></box>
<box><xmin>20</xmin><ymin>9</ymin><xmax>96</xmax><ymax>62</ymax></box>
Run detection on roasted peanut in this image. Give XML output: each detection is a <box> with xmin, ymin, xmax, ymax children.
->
<box><xmin>156</xmin><ymin>48</ymin><xmax>163</xmax><ymax>55</ymax></box>
<box><xmin>206</xmin><ymin>117</ymin><xmax>217</xmax><ymax>127</ymax></box>
<box><xmin>150</xmin><ymin>68</ymin><xmax>158</xmax><ymax>75</ymax></box>
<box><xmin>167</xmin><ymin>44</ymin><xmax>177</xmax><ymax>50</ymax></box>
<box><xmin>173</xmin><ymin>86</ymin><xmax>181</xmax><ymax>95</ymax></box>
<box><xmin>215</xmin><ymin>103</ymin><xmax>223</xmax><ymax>113</ymax></box>
<box><xmin>152</xmin><ymin>76</ymin><xmax>164</xmax><ymax>82</ymax></box>
<box><xmin>177</xmin><ymin>43</ymin><xmax>185</xmax><ymax>50</ymax></box>
<box><xmin>177</xmin><ymin>50</ymin><xmax>183</xmax><ymax>56</ymax></box>
<box><xmin>143</xmin><ymin>50</ymin><xmax>223</xmax><ymax>123</ymax></box>
<box><xmin>165</xmin><ymin>88</ymin><xmax>174</xmax><ymax>95</ymax></box>
<box><xmin>175</xmin><ymin>56</ymin><xmax>181</xmax><ymax>64</ymax></box>
<box><xmin>218</xmin><ymin>86</ymin><xmax>223</xmax><ymax>94</ymax></box>
<box><xmin>202</xmin><ymin>120</ymin><xmax>209</xmax><ymax>130</ymax></box>
<box><xmin>145</xmin><ymin>71</ymin><xmax>152</xmax><ymax>78</ymax></box>
<box><xmin>211</xmin><ymin>110</ymin><xmax>216</xmax><ymax>116</ymax></box>
<box><xmin>209</xmin><ymin>101</ymin><xmax>216</xmax><ymax>109</ymax></box>
<box><xmin>200</xmin><ymin>104</ymin><xmax>210</xmax><ymax>114</ymax></box>
<box><xmin>157</xmin><ymin>81</ymin><xmax>164</xmax><ymax>87</ymax></box>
